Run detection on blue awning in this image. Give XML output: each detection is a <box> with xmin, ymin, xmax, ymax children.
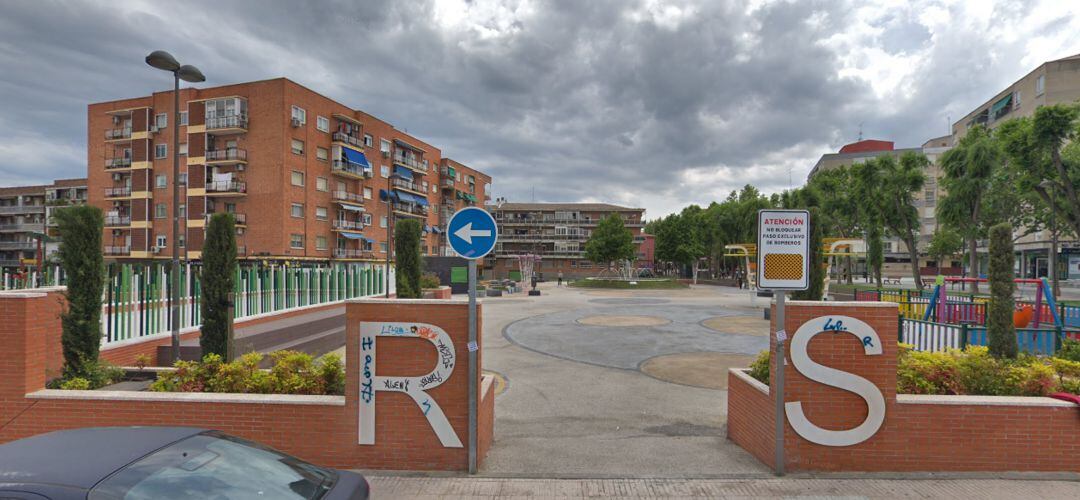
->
<box><xmin>393</xmin><ymin>165</ymin><xmax>413</xmax><ymax>181</ymax></box>
<box><xmin>395</xmin><ymin>191</ymin><xmax>428</xmax><ymax>206</ymax></box>
<box><xmin>431</xmin><ymin>227</ymin><xmax>442</xmax><ymax>234</ymax></box>
<box><xmin>379</xmin><ymin>189</ymin><xmax>398</xmax><ymax>202</ymax></box>
<box><xmin>338</xmin><ymin>204</ymin><xmax>364</xmax><ymax>212</ymax></box>
<box><xmin>342</xmin><ymin>147</ymin><xmax>370</xmax><ymax>168</ymax></box>
<box><xmin>339</xmin><ymin>231</ymin><xmax>365</xmax><ymax>240</ymax></box>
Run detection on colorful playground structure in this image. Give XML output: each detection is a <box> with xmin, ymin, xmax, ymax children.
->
<box><xmin>856</xmin><ymin>277</ymin><xmax>1079</xmax><ymax>355</ymax></box>
<box><xmin>723</xmin><ymin>238</ymin><xmax>863</xmax><ymax>295</ymax></box>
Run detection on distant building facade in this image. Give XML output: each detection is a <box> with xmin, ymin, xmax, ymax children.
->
<box><xmin>0</xmin><ymin>178</ymin><xmax>88</xmax><ymax>272</ymax></box>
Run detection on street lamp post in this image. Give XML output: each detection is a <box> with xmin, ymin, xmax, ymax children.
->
<box><xmin>146</xmin><ymin>50</ymin><xmax>205</xmax><ymax>361</ymax></box>
<box><xmin>1039</xmin><ymin>179</ymin><xmax>1059</xmax><ymax>299</ymax></box>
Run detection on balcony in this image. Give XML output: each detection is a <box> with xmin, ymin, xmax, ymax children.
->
<box><xmin>105</xmin><ymin>128</ymin><xmax>132</xmax><ymax>141</ymax></box>
<box><xmin>498</xmin><ymin>217</ymin><xmax>595</xmax><ymax>226</ymax></box>
<box><xmin>0</xmin><ymin>205</ymin><xmax>45</xmax><ymax>215</ymax></box>
<box><xmin>104</xmin><ymin>246</ymin><xmax>131</xmax><ymax>256</ymax></box>
<box><xmin>390</xmin><ymin>177</ymin><xmax>426</xmax><ymax>195</ymax></box>
<box><xmin>332</xmin><ymin>132</ymin><xmax>364</xmax><ymax>149</ymax></box>
<box><xmin>332</xmin><ymin>219</ymin><xmax>363</xmax><ymax>231</ymax></box>
<box><xmin>104</xmin><ymin>187</ymin><xmax>132</xmax><ymax>198</ymax></box>
<box><xmin>333</xmin><ymin>248</ymin><xmax>375</xmax><ymax>259</ymax></box>
<box><xmin>104</xmin><ymin>215</ymin><xmax>131</xmax><ymax>227</ymax></box>
<box><xmin>0</xmin><ymin>259</ymin><xmax>22</xmax><ymax>268</ymax></box>
<box><xmin>205</xmin><ymin>212</ymin><xmax>246</xmax><ymax>225</ymax></box>
<box><xmin>392</xmin><ymin>203</ymin><xmax>428</xmax><ymax>218</ymax></box>
<box><xmin>105</xmin><ymin>158</ymin><xmax>132</xmax><ymax>169</ymax></box>
<box><xmin>205</xmin><ymin>180</ymin><xmax>247</xmax><ymax>196</ymax></box>
<box><xmin>332</xmin><ymin>191</ymin><xmax>365</xmax><ymax>205</ymax></box>
<box><xmin>0</xmin><ymin>223</ymin><xmax>45</xmax><ymax>233</ymax></box>
<box><xmin>393</xmin><ymin>153</ymin><xmax>426</xmax><ymax>173</ymax></box>
<box><xmin>331</xmin><ymin>160</ymin><xmax>371</xmax><ymax>179</ymax></box>
<box><xmin>0</xmin><ymin>241</ymin><xmax>36</xmax><ymax>251</ymax></box>
<box><xmin>441</xmin><ymin>178</ymin><xmax>455</xmax><ymax>190</ymax></box>
<box><xmin>205</xmin><ymin>113</ymin><xmax>248</xmax><ymax>134</ymax></box>
<box><xmin>205</xmin><ymin>148</ymin><xmax>247</xmax><ymax>164</ymax></box>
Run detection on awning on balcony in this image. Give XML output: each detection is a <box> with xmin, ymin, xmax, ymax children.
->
<box><xmin>342</xmin><ymin>147</ymin><xmax>370</xmax><ymax>168</ymax></box>
<box><xmin>990</xmin><ymin>93</ymin><xmax>1013</xmax><ymax>116</ymax></box>
<box><xmin>393</xmin><ymin>165</ymin><xmax>413</xmax><ymax>181</ymax></box>
<box><xmin>339</xmin><ymin>231</ymin><xmax>365</xmax><ymax>240</ymax></box>
<box><xmin>338</xmin><ymin>204</ymin><xmax>365</xmax><ymax>212</ymax></box>
<box><xmin>446</xmin><ymin>166</ymin><xmax>456</xmax><ymax>177</ymax></box>
<box><xmin>393</xmin><ymin>138</ymin><xmax>426</xmax><ymax>153</ymax></box>
<box><xmin>395</xmin><ymin>191</ymin><xmax>429</xmax><ymax>206</ymax></box>
<box><xmin>379</xmin><ymin>189</ymin><xmax>397</xmax><ymax>202</ymax></box>
<box><xmin>431</xmin><ymin>226</ymin><xmax>442</xmax><ymax>234</ymax></box>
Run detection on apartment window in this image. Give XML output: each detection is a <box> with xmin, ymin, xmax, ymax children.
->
<box><xmin>361</xmin><ymin>239</ymin><xmax>373</xmax><ymax>252</ymax></box>
<box><xmin>315</xmin><ymin>206</ymin><xmax>328</xmax><ymax>220</ymax></box>
<box><xmin>456</xmin><ymin>172</ymin><xmax>462</xmax><ymax>182</ymax></box>
<box><xmin>179</xmin><ymin>111</ymin><xmax>188</xmax><ymax>126</ymax></box>
<box><xmin>380</xmin><ymin>165</ymin><xmax>390</xmax><ymax>178</ymax></box>
<box><xmin>155</xmin><ymin>235</ymin><xmax>166</xmax><ymax>248</ymax></box>
<box><xmin>291</xmin><ymin>139</ymin><xmax>304</xmax><ymax>155</ymax></box>
<box><xmin>291</xmin><ymin>171</ymin><xmax>305</xmax><ymax>186</ymax></box>
<box><xmin>364</xmin><ymin>134</ymin><xmax>373</xmax><ymax>147</ymax></box>
<box><xmin>422</xmin><ymin>180</ymin><xmax>429</xmax><ymax>191</ymax></box>
<box><xmin>316</xmin><ymin>146</ymin><xmax>328</xmax><ymax>161</ymax></box>
<box><xmin>380</xmin><ymin>242</ymin><xmax>388</xmax><ymax>253</ymax></box>
<box><xmin>179</xmin><ymin>204</ymin><xmax>186</xmax><ymax>218</ymax></box>
<box><xmin>155</xmin><ymin>144</ymin><xmax>167</xmax><ymax>159</ymax></box>
<box><xmin>155</xmin><ymin>113</ymin><xmax>167</xmax><ymax>129</ymax></box>
<box><xmin>380</xmin><ymin>139</ymin><xmax>391</xmax><ymax>153</ymax></box>
<box><xmin>362</xmin><ymin>213</ymin><xmax>372</xmax><ymax>225</ymax></box>
<box><xmin>380</xmin><ymin>216</ymin><xmax>388</xmax><ymax>228</ymax></box>
<box><xmin>155</xmin><ymin>203</ymin><xmax>167</xmax><ymax>219</ymax></box>
<box><xmin>178</xmin><ymin>143</ymin><xmax>188</xmax><ymax>156</ymax></box>
<box><xmin>290</xmin><ymin>234</ymin><xmax>304</xmax><ymax>249</ymax></box>
<box><xmin>178</xmin><ymin>173</ymin><xmax>188</xmax><ymax>187</ymax></box>
<box><xmin>291</xmin><ymin>105</ymin><xmax>306</xmax><ymax>125</ymax></box>
<box><xmin>291</xmin><ymin>203</ymin><xmax>304</xmax><ymax>218</ymax></box>
<box><xmin>316</xmin><ymin>115</ymin><xmax>329</xmax><ymax>132</ymax></box>
<box><xmin>1013</xmin><ymin>90</ymin><xmax>1021</xmax><ymax>110</ymax></box>
<box><xmin>155</xmin><ymin>174</ymin><xmax>167</xmax><ymax>189</ymax></box>
<box><xmin>363</xmin><ymin>187</ymin><xmax>372</xmax><ymax>199</ymax></box>
<box><xmin>316</xmin><ymin>177</ymin><xmax>328</xmax><ymax>192</ymax></box>
<box><xmin>178</xmin><ymin>234</ymin><xmax>185</xmax><ymax>248</ymax></box>
<box><xmin>1035</xmin><ymin>74</ymin><xmax>1045</xmax><ymax>96</ymax></box>
<box><xmin>313</xmin><ymin>236</ymin><xmax>327</xmax><ymax>251</ymax></box>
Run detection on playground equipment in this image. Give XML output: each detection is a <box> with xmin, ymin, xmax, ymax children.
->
<box><xmin>723</xmin><ymin>243</ymin><xmax>757</xmax><ymax>289</ymax></box>
<box><xmin>822</xmin><ymin>238</ymin><xmax>865</xmax><ymax>299</ymax></box>
<box><xmin>924</xmin><ymin>277</ymin><xmax>1064</xmax><ymax>329</ymax></box>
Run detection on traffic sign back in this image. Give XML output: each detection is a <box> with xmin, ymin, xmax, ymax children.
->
<box><xmin>447</xmin><ymin>207</ymin><xmax>498</xmax><ymax>259</ymax></box>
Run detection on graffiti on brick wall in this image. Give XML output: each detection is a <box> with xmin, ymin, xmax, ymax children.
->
<box><xmin>785</xmin><ymin>315</ymin><xmax>885</xmax><ymax>447</ymax></box>
<box><xmin>358</xmin><ymin>321</ymin><xmax>462</xmax><ymax>447</ymax></box>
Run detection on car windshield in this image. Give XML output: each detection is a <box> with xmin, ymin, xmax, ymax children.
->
<box><xmin>88</xmin><ymin>431</ymin><xmax>335</xmax><ymax>500</ymax></box>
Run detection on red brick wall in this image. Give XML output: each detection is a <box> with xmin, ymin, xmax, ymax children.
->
<box><xmin>727</xmin><ymin>300</ymin><xmax>1080</xmax><ymax>473</ymax></box>
<box><xmin>0</xmin><ymin>294</ymin><xmax>492</xmax><ymax>471</ymax></box>
<box><xmin>423</xmin><ymin>286</ymin><xmax>452</xmax><ymax>299</ymax></box>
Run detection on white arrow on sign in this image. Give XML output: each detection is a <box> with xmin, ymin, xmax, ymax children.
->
<box><xmin>453</xmin><ymin>222</ymin><xmax>492</xmax><ymax>244</ymax></box>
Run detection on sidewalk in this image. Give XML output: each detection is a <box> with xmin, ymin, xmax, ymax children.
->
<box><xmin>367</xmin><ymin>476</ymin><xmax>1080</xmax><ymax>499</ymax></box>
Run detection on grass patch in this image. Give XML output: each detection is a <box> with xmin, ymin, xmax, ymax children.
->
<box><xmin>568</xmin><ymin>278</ymin><xmax>688</xmax><ymax>289</ymax></box>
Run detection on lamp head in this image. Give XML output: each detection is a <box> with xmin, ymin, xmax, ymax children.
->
<box><xmin>177</xmin><ymin>65</ymin><xmax>206</xmax><ymax>83</ymax></box>
<box><xmin>145</xmin><ymin>50</ymin><xmax>180</xmax><ymax>72</ymax></box>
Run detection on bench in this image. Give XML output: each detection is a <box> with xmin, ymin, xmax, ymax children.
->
<box><xmin>883</xmin><ymin>277</ymin><xmax>902</xmax><ymax>285</ymax></box>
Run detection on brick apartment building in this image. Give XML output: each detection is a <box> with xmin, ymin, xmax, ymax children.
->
<box><xmin>87</xmin><ymin>78</ymin><xmax>490</xmax><ymax>263</ymax></box>
<box><xmin>0</xmin><ymin>178</ymin><xmax>87</xmax><ymax>272</ymax></box>
<box><xmin>487</xmin><ymin>202</ymin><xmax>647</xmax><ymax>279</ymax></box>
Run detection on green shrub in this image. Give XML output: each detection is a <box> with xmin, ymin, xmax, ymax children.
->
<box><xmin>319</xmin><ymin>353</ymin><xmax>346</xmax><ymax>395</ymax></box>
<box><xmin>1056</xmin><ymin>338</ymin><xmax>1080</xmax><ymax>362</ymax></box>
<box><xmin>200</xmin><ymin>213</ymin><xmax>237</xmax><ymax>359</ymax></box>
<box><xmin>748</xmin><ymin>349</ymin><xmax>770</xmax><ymax>385</ymax></box>
<box><xmin>60</xmin><ymin>377</ymin><xmax>91</xmax><ymax>390</ymax></box>
<box><xmin>395</xmin><ymin>219</ymin><xmax>423</xmax><ymax>298</ymax></box>
<box><xmin>55</xmin><ymin>205</ymin><xmax>105</xmax><ymax>379</ymax></box>
<box><xmin>268</xmin><ymin>351</ymin><xmax>323</xmax><ymax>394</ymax></box>
<box><xmin>897</xmin><ymin>344</ymin><xmax>1071</xmax><ymax>396</ymax></box>
<box><xmin>150</xmin><ymin>350</ymin><xmax>345</xmax><ymax>395</ymax></box>
<box><xmin>986</xmin><ymin>223</ymin><xmax>1017</xmax><ymax>359</ymax></box>
<box><xmin>420</xmin><ymin>273</ymin><xmax>441</xmax><ymax>289</ymax></box>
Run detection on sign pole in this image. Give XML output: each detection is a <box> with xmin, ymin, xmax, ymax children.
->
<box><xmin>467</xmin><ymin>258</ymin><xmax>478</xmax><ymax>474</ymax></box>
<box><xmin>774</xmin><ymin>290</ymin><xmax>786</xmax><ymax>476</ymax></box>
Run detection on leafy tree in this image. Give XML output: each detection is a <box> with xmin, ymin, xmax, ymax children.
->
<box><xmin>807</xmin><ymin>166</ymin><xmax>859</xmax><ymax>284</ymax></box>
<box><xmin>925</xmin><ymin>228</ymin><xmax>963</xmax><ymax>276</ymax></box>
<box><xmin>653</xmin><ymin>211</ymin><xmax>706</xmax><ymax>281</ymax></box>
<box><xmin>200</xmin><ymin>213</ymin><xmax>237</xmax><ymax>359</ymax></box>
<box><xmin>938</xmin><ymin>125</ymin><xmax>1000</xmax><ymax>294</ymax></box>
<box><xmin>986</xmin><ymin>222</ymin><xmax>1017</xmax><ymax>359</ymax></box>
<box><xmin>394</xmin><ymin>218</ymin><xmax>422</xmax><ymax>298</ymax></box>
<box><xmin>1031</xmin><ymin>104</ymin><xmax>1080</xmax><ymax>238</ymax></box>
<box><xmin>852</xmin><ymin>160</ymin><xmax>885</xmax><ymax>287</ymax></box>
<box><xmin>55</xmin><ymin>205</ymin><xmax>105</xmax><ymax>378</ymax></box>
<box><xmin>584</xmin><ymin>213</ymin><xmax>636</xmax><ymax>271</ymax></box>
<box><xmin>791</xmin><ymin>207</ymin><xmax>825</xmax><ymax>301</ymax></box>
<box><xmin>878</xmin><ymin>153</ymin><xmax>928</xmax><ymax>289</ymax></box>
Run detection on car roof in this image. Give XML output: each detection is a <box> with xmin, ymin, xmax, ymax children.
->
<box><xmin>0</xmin><ymin>426</ymin><xmax>207</xmax><ymax>489</ymax></box>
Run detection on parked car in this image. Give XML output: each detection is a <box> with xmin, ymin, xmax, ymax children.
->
<box><xmin>0</xmin><ymin>427</ymin><xmax>369</xmax><ymax>499</ymax></box>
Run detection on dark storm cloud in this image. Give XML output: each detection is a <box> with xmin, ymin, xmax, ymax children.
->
<box><xmin>0</xmin><ymin>0</ymin><xmax>1077</xmax><ymax>216</ymax></box>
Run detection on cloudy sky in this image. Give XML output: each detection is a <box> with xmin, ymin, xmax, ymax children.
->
<box><xmin>1</xmin><ymin>0</ymin><xmax>1078</xmax><ymax>217</ymax></box>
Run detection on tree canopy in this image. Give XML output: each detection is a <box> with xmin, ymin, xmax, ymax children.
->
<box><xmin>584</xmin><ymin>213</ymin><xmax>636</xmax><ymax>267</ymax></box>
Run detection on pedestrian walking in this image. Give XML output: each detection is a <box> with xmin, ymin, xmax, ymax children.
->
<box><xmin>557</xmin><ymin>270</ymin><xmax>564</xmax><ymax>287</ymax></box>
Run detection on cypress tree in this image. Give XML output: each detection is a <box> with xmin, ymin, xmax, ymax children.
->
<box><xmin>791</xmin><ymin>207</ymin><xmax>825</xmax><ymax>300</ymax></box>
<box><xmin>200</xmin><ymin>213</ymin><xmax>236</xmax><ymax>359</ymax></box>
<box><xmin>55</xmin><ymin>205</ymin><xmax>105</xmax><ymax>378</ymax></box>
<box><xmin>395</xmin><ymin>218</ymin><xmax>422</xmax><ymax>298</ymax></box>
<box><xmin>986</xmin><ymin>222</ymin><xmax>1017</xmax><ymax>358</ymax></box>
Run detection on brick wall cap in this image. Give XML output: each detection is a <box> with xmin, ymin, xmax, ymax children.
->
<box><xmin>730</xmin><ymin>368</ymin><xmax>769</xmax><ymax>396</ymax></box>
<box><xmin>422</xmin><ymin>286</ymin><xmax>452</xmax><ymax>291</ymax></box>
<box><xmin>347</xmin><ymin>297</ymin><xmax>475</xmax><ymax>305</ymax></box>
<box><xmin>27</xmin><ymin>389</ymin><xmax>346</xmax><ymax>406</ymax></box>
<box><xmin>0</xmin><ymin>286</ymin><xmax>66</xmax><ymax>296</ymax></box>
<box><xmin>0</xmin><ymin>291</ymin><xmax>49</xmax><ymax>298</ymax></box>
<box><xmin>779</xmin><ymin>300</ymin><xmax>898</xmax><ymax>308</ymax></box>
<box><xmin>898</xmin><ymin>394</ymin><xmax>1076</xmax><ymax>408</ymax></box>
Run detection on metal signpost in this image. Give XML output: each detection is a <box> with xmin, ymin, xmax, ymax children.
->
<box><xmin>756</xmin><ymin>209</ymin><xmax>810</xmax><ymax>476</ymax></box>
<box><xmin>446</xmin><ymin>206</ymin><xmax>498</xmax><ymax>475</ymax></box>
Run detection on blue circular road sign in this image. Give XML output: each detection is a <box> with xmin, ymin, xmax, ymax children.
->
<box><xmin>447</xmin><ymin>207</ymin><xmax>498</xmax><ymax>259</ymax></box>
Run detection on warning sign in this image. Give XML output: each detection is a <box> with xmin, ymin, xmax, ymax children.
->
<box><xmin>757</xmin><ymin>209</ymin><xmax>810</xmax><ymax>290</ymax></box>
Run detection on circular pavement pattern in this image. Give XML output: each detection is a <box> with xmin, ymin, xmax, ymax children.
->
<box><xmin>700</xmin><ymin>316</ymin><xmax>770</xmax><ymax>336</ymax></box>
<box><xmin>577</xmin><ymin>315</ymin><xmax>671</xmax><ymax>327</ymax></box>
<box><xmin>639</xmin><ymin>352</ymin><xmax>756</xmax><ymax>389</ymax></box>
<box><xmin>503</xmin><ymin>303</ymin><xmax>767</xmax><ymax>374</ymax></box>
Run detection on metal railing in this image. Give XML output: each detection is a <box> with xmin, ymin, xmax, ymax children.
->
<box><xmin>105</xmin><ymin>128</ymin><xmax>132</xmax><ymax>140</ymax></box>
<box><xmin>900</xmin><ymin>317</ymin><xmax>1079</xmax><ymax>356</ymax></box>
<box><xmin>392</xmin><ymin>203</ymin><xmax>428</xmax><ymax>217</ymax></box>
<box><xmin>332</xmin><ymin>219</ymin><xmax>363</xmax><ymax>231</ymax></box>
<box><xmin>205</xmin><ymin>113</ymin><xmax>248</xmax><ymax>131</ymax></box>
<box><xmin>333</xmin><ymin>248</ymin><xmax>375</xmax><ymax>259</ymax></box>
<box><xmin>104</xmin><ymin>215</ymin><xmax>131</xmax><ymax>226</ymax></box>
<box><xmin>0</xmin><ymin>223</ymin><xmax>45</xmax><ymax>232</ymax></box>
<box><xmin>204</xmin><ymin>212</ymin><xmax>246</xmax><ymax>224</ymax></box>
<box><xmin>856</xmin><ymin>288</ymin><xmax>1078</xmax><ymax>329</ymax></box>
<box><xmin>205</xmin><ymin>148</ymin><xmax>247</xmax><ymax>162</ymax></box>
<box><xmin>104</xmin><ymin>246</ymin><xmax>131</xmax><ymax>256</ymax></box>
<box><xmin>105</xmin><ymin>186</ymin><xmax>132</xmax><ymax>198</ymax></box>
<box><xmin>391</xmin><ymin>177</ymin><xmax>424</xmax><ymax>193</ymax></box>
<box><xmin>393</xmin><ymin>153</ymin><xmax>425</xmax><ymax>172</ymax></box>
<box><xmin>332</xmin><ymin>191</ymin><xmax>364</xmax><ymax>204</ymax></box>
<box><xmin>0</xmin><ymin>241</ymin><xmax>35</xmax><ymax>251</ymax></box>
<box><xmin>332</xmin><ymin>160</ymin><xmax>371</xmax><ymax>178</ymax></box>
<box><xmin>105</xmin><ymin>158</ymin><xmax>132</xmax><ymax>169</ymax></box>
<box><xmin>206</xmin><ymin>180</ymin><xmax>247</xmax><ymax>193</ymax></box>
<box><xmin>0</xmin><ymin>205</ymin><xmax>45</xmax><ymax>215</ymax></box>
<box><xmin>332</xmin><ymin>132</ymin><xmax>364</xmax><ymax>148</ymax></box>
<box><xmin>497</xmin><ymin>217</ymin><xmax>596</xmax><ymax>225</ymax></box>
